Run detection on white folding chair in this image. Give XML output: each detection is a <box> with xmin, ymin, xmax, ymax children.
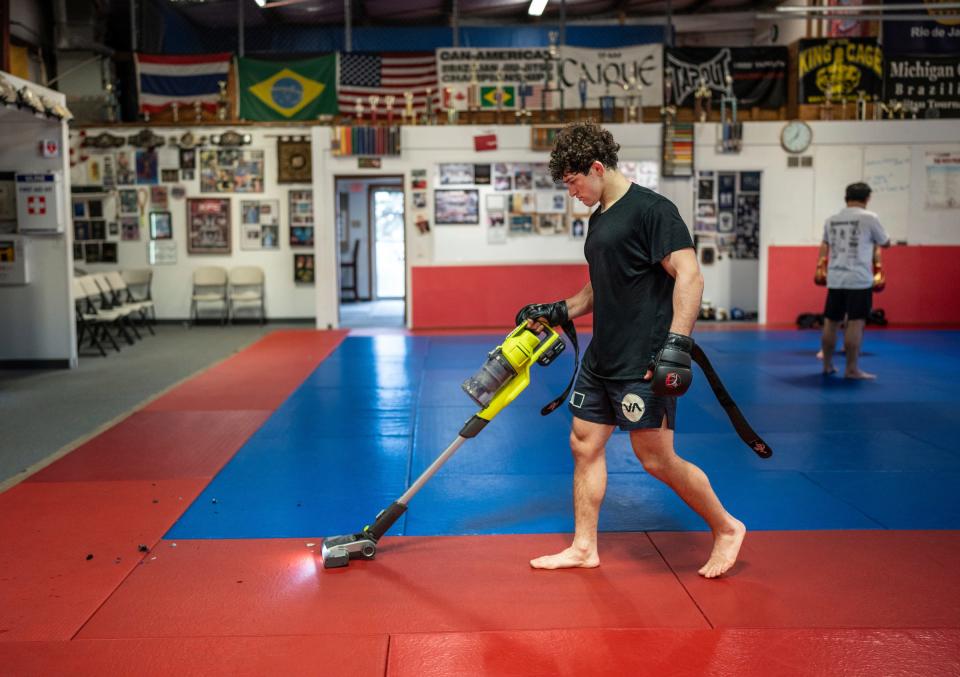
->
<box><xmin>105</xmin><ymin>270</ymin><xmax>155</xmax><ymax>334</ymax></box>
<box><xmin>90</xmin><ymin>273</ymin><xmax>143</xmax><ymax>341</ymax></box>
<box><xmin>228</xmin><ymin>266</ymin><xmax>266</xmax><ymax>324</ymax></box>
<box><xmin>76</xmin><ymin>276</ymin><xmax>135</xmax><ymax>348</ymax></box>
<box><xmin>191</xmin><ymin>266</ymin><xmax>229</xmax><ymax>325</ymax></box>
<box><xmin>121</xmin><ymin>268</ymin><xmax>156</xmax><ymax>323</ymax></box>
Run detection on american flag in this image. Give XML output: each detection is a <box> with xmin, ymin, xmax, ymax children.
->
<box><xmin>338</xmin><ymin>52</ymin><xmax>439</xmax><ymax>118</ymax></box>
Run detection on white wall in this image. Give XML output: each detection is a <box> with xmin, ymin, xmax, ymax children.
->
<box><xmin>0</xmin><ymin>73</ymin><xmax>75</xmax><ymax>365</ymax></box>
<box><xmin>73</xmin><ymin>125</ymin><xmax>319</xmax><ymax>321</ymax></box>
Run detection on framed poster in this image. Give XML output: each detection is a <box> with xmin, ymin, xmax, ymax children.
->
<box><xmin>434</xmin><ymin>189</ymin><xmax>479</xmax><ymax>224</ymax></box>
<box><xmin>135</xmin><ymin>150</ymin><xmax>158</xmax><ymax>185</ymax></box>
<box><xmin>439</xmin><ymin>163</ymin><xmax>475</xmax><ymax>185</ymax></box>
<box><xmin>290</xmin><ymin>226</ymin><xmax>314</xmax><ymax>247</ymax></box>
<box><xmin>277</xmin><ymin>137</ymin><xmax>312</xmax><ymax>183</ymax></box>
<box><xmin>149</xmin><ymin>211</ymin><xmax>172</xmax><ymax>240</ymax></box>
<box><xmin>289</xmin><ymin>190</ymin><xmax>314</xmax><ymax>227</ymax></box>
<box><xmin>121</xmin><ymin>217</ymin><xmax>140</xmax><ymax>241</ymax></box>
<box><xmin>294</xmin><ymin>253</ymin><xmax>315</xmax><ymax>283</ymax></box>
<box><xmin>186</xmin><ymin>198</ymin><xmax>231</xmax><ymax>254</ymax></box>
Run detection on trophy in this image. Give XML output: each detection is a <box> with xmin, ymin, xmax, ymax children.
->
<box><xmin>368</xmin><ymin>95</ymin><xmax>380</xmax><ymax>123</ymax></box>
<box><xmin>385</xmin><ymin>95</ymin><xmax>396</xmax><ymax>125</ymax></box>
<box><xmin>661</xmin><ymin>68</ymin><xmax>676</xmax><ymax>123</ymax></box>
<box><xmin>217</xmin><ymin>80</ymin><xmax>228</xmax><ymax>121</ymax></box>
<box><xmin>578</xmin><ymin>75</ymin><xmax>588</xmax><ymax>120</ymax></box>
<box><xmin>598</xmin><ymin>56</ymin><xmax>616</xmax><ymax>124</ymax></box>
<box><xmin>493</xmin><ymin>68</ymin><xmax>504</xmax><ymax>125</ymax></box>
<box><xmin>194</xmin><ymin>99</ymin><xmax>203</xmax><ymax>122</ymax></box>
<box><xmin>856</xmin><ymin>90</ymin><xmax>868</xmax><ymax>121</ymax></box>
<box><xmin>694</xmin><ymin>81</ymin><xmax>711</xmax><ymax>122</ymax></box>
<box><xmin>143</xmin><ymin>108</ymin><xmax>150</xmax><ymax>123</ymax></box>
<box><xmin>623</xmin><ymin>76</ymin><xmax>641</xmax><ymax>123</ymax></box>
<box><xmin>820</xmin><ymin>86</ymin><xmax>834</xmax><ymax>121</ymax></box>
<box><xmin>354</xmin><ymin>97</ymin><xmax>364</xmax><ymax>123</ymax></box>
<box><xmin>542</xmin><ymin>31</ymin><xmax>564</xmax><ymax>121</ymax></box>
<box><xmin>516</xmin><ymin>83</ymin><xmax>532</xmax><ymax>124</ymax></box>
<box><xmin>444</xmin><ymin>87</ymin><xmax>458</xmax><ymax>124</ymax></box>
<box><xmin>467</xmin><ymin>62</ymin><xmax>480</xmax><ymax>121</ymax></box>
<box><xmin>909</xmin><ymin>101</ymin><xmax>919</xmax><ymax>119</ymax></box>
<box><xmin>171</xmin><ymin>101</ymin><xmax>180</xmax><ymax>123</ymax></box>
<box><xmin>403</xmin><ymin>91</ymin><xmax>416</xmax><ymax>125</ymax></box>
<box><xmin>719</xmin><ymin>75</ymin><xmax>741</xmax><ymax>153</ymax></box>
<box><xmin>104</xmin><ymin>82</ymin><xmax>118</xmax><ymax>123</ymax></box>
<box><xmin>423</xmin><ymin>87</ymin><xmax>435</xmax><ymax>125</ymax></box>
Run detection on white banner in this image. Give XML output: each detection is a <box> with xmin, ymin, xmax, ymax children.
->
<box><xmin>436</xmin><ymin>45</ymin><xmax>663</xmax><ymax>111</ymax></box>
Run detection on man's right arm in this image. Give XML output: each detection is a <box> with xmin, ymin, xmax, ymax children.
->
<box><xmin>564</xmin><ymin>282</ymin><xmax>593</xmax><ymax>319</ymax></box>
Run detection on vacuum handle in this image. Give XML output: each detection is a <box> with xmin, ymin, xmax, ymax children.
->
<box><xmin>364</xmin><ymin>501</ymin><xmax>408</xmax><ymax>541</ymax></box>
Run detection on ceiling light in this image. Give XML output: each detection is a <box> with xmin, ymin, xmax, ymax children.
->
<box><xmin>255</xmin><ymin>0</ymin><xmax>267</xmax><ymax>6</ymax></box>
<box><xmin>529</xmin><ymin>0</ymin><xmax>549</xmax><ymax>17</ymax></box>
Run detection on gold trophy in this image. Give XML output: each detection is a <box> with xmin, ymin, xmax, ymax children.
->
<box><xmin>403</xmin><ymin>91</ymin><xmax>416</xmax><ymax>125</ymax></box>
<box><xmin>217</xmin><ymin>80</ymin><xmax>228</xmax><ymax>121</ymax></box>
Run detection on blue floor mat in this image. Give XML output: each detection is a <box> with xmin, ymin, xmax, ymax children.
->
<box><xmin>168</xmin><ymin>330</ymin><xmax>960</xmax><ymax>538</ymax></box>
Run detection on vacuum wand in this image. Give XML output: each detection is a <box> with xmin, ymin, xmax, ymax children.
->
<box><xmin>320</xmin><ymin>324</ymin><xmax>564</xmax><ymax>569</ymax></box>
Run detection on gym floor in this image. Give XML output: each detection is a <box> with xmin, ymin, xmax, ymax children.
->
<box><xmin>2</xmin><ymin>327</ymin><xmax>958</xmax><ymax>675</ymax></box>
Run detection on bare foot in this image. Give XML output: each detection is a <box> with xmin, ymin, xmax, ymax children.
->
<box><xmin>845</xmin><ymin>370</ymin><xmax>876</xmax><ymax>380</ymax></box>
<box><xmin>698</xmin><ymin>519</ymin><xmax>746</xmax><ymax>579</ymax></box>
<box><xmin>530</xmin><ymin>545</ymin><xmax>599</xmax><ymax>570</ymax></box>
<box><xmin>816</xmin><ymin>350</ymin><xmax>824</xmax><ymax>360</ymax></box>
<box><xmin>822</xmin><ymin>365</ymin><xmax>837</xmax><ymax>375</ymax></box>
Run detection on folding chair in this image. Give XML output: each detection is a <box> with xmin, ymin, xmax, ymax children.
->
<box><xmin>191</xmin><ymin>266</ymin><xmax>229</xmax><ymax>325</ymax></box>
<box><xmin>90</xmin><ymin>273</ymin><xmax>143</xmax><ymax>341</ymax></box>
<box><xmin>75</xmin><ymin>276</ymin><xmax>131</xmax><ymax>351</ymax></box>
<box><xmin>105</xmin><ymin>270</ymin><xmax>155</xmax><ymax>334</ymax></box>
<box><xmin>121</xmin><ymin>268</ymin><xmax>156</xmax><ymax>324</ymax></box>
<box><xmin>228</xmin><ymin>266</ymin><xmax>266</xmax><ymax>324</ymax></box>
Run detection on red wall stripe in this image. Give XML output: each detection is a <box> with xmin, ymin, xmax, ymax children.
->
<box><xmin>767</xmin><ymin>245</ymin><xmax>960</xmax><ymax>325</ymax></box>
<box><xmin>412</xmin><ymin>265</ymin><xmax>591</xmax><ymax>329</ymax></box>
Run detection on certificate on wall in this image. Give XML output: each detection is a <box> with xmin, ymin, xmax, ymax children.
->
<box><xmin>149</xmin><ymin>240</ymin><xmax>177</xmax><ymax>265</ymax></box>
<box><xmin>925</xmin><ymin>152</ymin><xmax>960</xmax><ymax>209</ymax></box>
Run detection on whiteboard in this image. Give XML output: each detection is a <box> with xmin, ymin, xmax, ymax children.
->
<box><xmin>863</xmin><ymin>146</ymin><xmax>910</xmax><ymax>242</ymax></box>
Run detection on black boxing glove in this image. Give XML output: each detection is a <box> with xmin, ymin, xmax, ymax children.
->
<box><xmin>649</xmin><ymin>332</ymin><xmax>694</xmax><ymax>397</ymax></box>
<box><xmin>515</xmin><ymin>301</ymin><xmax>569</xmax><ymax>328</ymax></box>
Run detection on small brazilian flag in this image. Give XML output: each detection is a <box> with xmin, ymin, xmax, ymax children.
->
<box><xmin>480</xmin><ymin>85</ymin><xmax>515</xmax><ymax>109</ymax></box>
<box><xmin>238</xmin><ymin>55</ymin><xmax>337</xmax><ymax>120</ymax></box>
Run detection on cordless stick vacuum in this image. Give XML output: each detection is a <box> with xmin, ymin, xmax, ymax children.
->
<box><xmin>321</xmin><ymin>323</ymin><xmax>567</xmax><ymax>569</ymax></box>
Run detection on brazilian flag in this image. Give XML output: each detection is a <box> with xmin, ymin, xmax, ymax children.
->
<box><xmin>238</xmin><ymin>55</ymin><xmax>337</xmax><ymax>120</ymax></box>
<box><xmin>480</xmin><ymin>85</ymin><xmax>515</xmax><ymax>109</ymax></box>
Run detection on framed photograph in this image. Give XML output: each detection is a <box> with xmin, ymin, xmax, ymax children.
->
<box><xmin>88</xmin><ymin>200</ymin><xmax>104</xmax><ymax>218</ymax></box>
<box><xmin>186</xmin><ymin>198</ymin><xmax>231</xmax><ymax>254</ymax></box>
<box><xmin>261</xmin><ymin>224</ymin><xmax>279</xmax><ymax>249</ymax></box>
<box><xmin>135</xmin><ymin>150</ymin><xmax>158</xmax><ymax>185</ymax></box>
<box><xmin>536</xmin><ymin>213</ymin><xmax>568</xmax><ymax>235</ymax></box>
<box><xmin>509</xmin><ymin>214</ymin><xmax>533</xmax><ymax>234</ymax></box>
<box><xmin>116</xmin><ymin>150</ymin><xmax>135</xmax><ymax>185</ymax></box>
<box><xmin>180</xmin><ymin>148</ymin><xmax>196</xmax><ymax>170</ymax></box>
<box><xmin>536</xmin><ymin>191</ymin><xmax>566</xmax><ymax>214</ymax></box>
<box><xmin>73</xmin><ymin>201</ymin><xmax>86</xmax><ymax>218</ymax></box>
<box><xmin>289</xmin><ymin>190</ymin><xmax>314</xmax><ymax>227</ymax></box>
<box><xmin>434</xmin><ymin>189</ymin><xmax>479</xmax><ymax>224</ymax></box>
<box><xmin>119</xmin><ymin>189</ymin><xmax>138</xmax><ymax>215</ymax></box>
<box><xmin>149</xmin><ymin>211</ymin><xmax>173</xmax><ymax>240</ymax></box>
<box><xmin>514</xmin><ymin>164</ymin><xmax>533</xmax><ymax>190</ymax></box>
<box><xmin>74</xmin><ymin>221</ymin><xmax>89</xmax><ymax>241</ymax></box>
<box><xmin>486</xmin><ymin>194</ymin><xmax>507</xmax><ymax>211</ymax></box>
<box><xmin>84</xmin><ymin>242</ymin><xmax>101</xmax><ymax>263</ymax></box>
<box><xmin>101</xmin><ymin>242</ymin><xmax>118</xmax><ymax>263</ymax></box>
<box><xmin>108</xmin><ymin>221</ymin><xmax>119</xmax><ymax>237</ymax></box>
<box><xmin>439</xmin><ymin>163</ymin><xmax>474</xmax><ymax>185</ymax></box>
<box><xmin>571</xmin><ymin>216</ymin><xmax>587</xmax><ymax>240</ymax></box>
<box><xmin>161</xmin><ymin>169</ymin><xmax>180</xmax><ymax>183</ymax></box>
<box><xmin>277</xmin><ymin>137</ymin><xmax>312</xmax><ymax>183</ymax></box>
<box><xmin>533</xmin><ymin>163</ymin><xmax>554</xmax><ymax>190</ymax></box>
<box><xmin>181</xmin><ymin>169</ymin><xmax>195</xmax><ymax>181</ymax></box>
<box><xmin>290</xmin><ymin>226</ymin><xmax>314</xmax><ymax>247</ymax></box>
<box><xmin>240</xmin><ymin>199</ymin><xmax>280</xmax><ymax>250</ymax></box>
<box><xmin>473</xmin><ymin>164</ymin><xmax>491</xmax><ymax>185</ymax></box>
<box><xmin>91</xmin><ymin>221</ymin><xmax>106</xmax><ymax>240</ymax></box>
<box><xmin>151</xmin><ymin>185</ymin><xmax>168</xmax><ymax>208</ymax></box>
<box><xmin>487</xmin><ymin>210</ymin><xmax>507</xmax><ymax>244</ymax></box>
<box><xmin>412</xmin><ymin>192</ymin><xmax>427</xmax><ymax>209</ymax></box>
<box><xmin>294</xmin><ymin>253</ymin><xmax>315</xmax><ymax>283</ymax></box>
<box><xmin>511</xmin><ymin>191</ymin><xmax>536</xmax><ymax>214</ymax></box>
<box><xmin>493</xmin><ymin>175</ymin><xmax>512</xmax><ymax>191</ymax></box>
<box><xmin>411</xmin><ymin>169</ymin><xmax>428</xmax><ymax>190</ymax></box>
<box><xmin>121</xmin><ymin>217</ymin><xmax>141</xmax><ymax>241</ymax></box>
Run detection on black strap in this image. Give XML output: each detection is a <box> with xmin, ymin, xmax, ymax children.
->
<box><xmin>691</xmin><ymin>344</ymin><xmax>773</xmax><ymax>458</ymax></box>
<box><xmin>541</xmin><ymin>320</ymin><xmax>579</xmax><ymax>416</ymax></box>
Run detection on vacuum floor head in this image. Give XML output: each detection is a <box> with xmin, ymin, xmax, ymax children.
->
<box><xmin>320</xmin><ymin>532</ymin><xmax>378</xmax><ymax>568</ymax></box>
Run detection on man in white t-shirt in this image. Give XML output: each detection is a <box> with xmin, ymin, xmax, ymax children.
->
<box><xmin>818</xmin><ymin>182</ymin><xmax>890</xmax><ymax>379</ymax></box>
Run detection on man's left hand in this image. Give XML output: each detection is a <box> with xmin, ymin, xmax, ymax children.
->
<box><xmin>648</xmin><ymin>333</ymin><xmax>694</xmax><ymax>396</ymax></box>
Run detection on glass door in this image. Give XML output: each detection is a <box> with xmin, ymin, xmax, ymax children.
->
<box><xmin>370</xmin><ymin>187</ymin><xmax>405</xmax><ymax>299</ymax></box>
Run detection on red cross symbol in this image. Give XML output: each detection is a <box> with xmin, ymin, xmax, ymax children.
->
<box><xmin>27</xmin><ymin>196</ymin><xmax>47</xmax><ymax>216</ymax></box>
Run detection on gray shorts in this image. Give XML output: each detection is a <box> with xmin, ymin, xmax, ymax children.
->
<box><xmin>567</xmin><ymin>366</ymin><xmax>677</xmax><ymax>431</ymax></box>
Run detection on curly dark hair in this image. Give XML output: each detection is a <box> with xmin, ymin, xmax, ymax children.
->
<box><xmin>548</xmin><ymin>121</ymin><xmax>620</xmax><ymax>182</ymax></box>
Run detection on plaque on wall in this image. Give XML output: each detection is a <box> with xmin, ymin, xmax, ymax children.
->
<box><xmin>277</xmin><ymin>137</ymin><xmax>312</xmax><ymax>184</ymax></box>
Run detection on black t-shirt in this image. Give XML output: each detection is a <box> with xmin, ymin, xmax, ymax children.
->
<box><xmin>582</xmin><ymin>183</ymin><xmax>694</xmax><ymax>379</ymax></box>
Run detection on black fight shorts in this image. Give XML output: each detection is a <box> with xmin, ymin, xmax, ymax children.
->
<box><xmin>824</xmin><ymin>287</ymin><xmax>873</xmax><ymax>322</ymax></box>
<box><xmin>567</xmin><ymin>366</ymin><xmax>677</xmax><ymax>431</ymax></box>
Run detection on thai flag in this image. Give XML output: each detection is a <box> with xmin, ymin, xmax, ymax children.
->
<box><xmin>135</xmin><ymin>52</ymin><xmax>232</xmax><ymax>114</ymax></box>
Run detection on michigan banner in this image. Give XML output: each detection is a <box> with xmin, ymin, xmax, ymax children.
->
<box><xmin>239</xmin><ymin>55</ymin><xmax>337</xmax><ymax>120</ymax></box>
<box><xmin>798</xmin><ymin>38</ymin><xmax>884</xmax><ymax>103</ymax></box>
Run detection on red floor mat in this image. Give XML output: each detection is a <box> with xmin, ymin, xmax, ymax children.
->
<box><xmin>29</xmin><ymin>410</ymin><xmax>271</xmax><ymax>483</ymax></box>
<box><xmin>387</xmin><ymin>627</ymin><xmax>960</xmax><ymax>677</ymax></box>
<box><xmin>0</xmin><ymin>634</ymin><xmax>388</xmax><ymax>677</ymax></box>
<box><xmin>145</xmin><ymin>330</ymin><xmax>346</xmax><ymax>412</ymax></box>
<box><xmin>77</xmin><ymin>534</ymin><xmax>708</xmax><ymax>639</ymax></box>
<box><xmin>0</xmin><ymin>479</ymin><xmax>208</xmax><ymax>641</ymax></box>
<box><xmin>650</xmin><ymin>530</ymin><xmax>960</xmax><ymax>628</ymax></box>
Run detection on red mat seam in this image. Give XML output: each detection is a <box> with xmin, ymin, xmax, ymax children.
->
<box><xmin>644</xmin><ymin>531</ymin><xmax>715</xmax><ymax>630</ymax></box>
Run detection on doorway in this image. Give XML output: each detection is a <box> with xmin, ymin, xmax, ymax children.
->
<box><xmin>334</xmin><ymin>175</ymin><xmax>406</xmax><ymax>328</ymax></box>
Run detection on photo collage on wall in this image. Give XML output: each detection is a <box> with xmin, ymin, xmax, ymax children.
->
<box><xmin>288</xmin><ymin>190</ymin><xmax>314</xmax><ymax>248</ymax></box>
<box><xmin>240</xmin><ymin>199</ymin><xmax>280</xmax><ymax>250</ymax></box>
<box><xmin>693</xmin><ymin>170</ymin><xmax>761</xmax><ymax>260</ymax></box>
<box><xmin>200</xmin><ymin>149</ymin><xmax>265</xmax><ymax>193</ymax></box>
